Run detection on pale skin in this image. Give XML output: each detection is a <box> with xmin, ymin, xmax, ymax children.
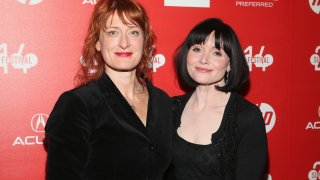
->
<box><xmin>95</xmin><ymin>12</ymin><xmax>148</xmax><ymax>126</ymax></box>
<box><xmin>178</xmin><ymin>32</ymin><xmax>231</xmax><ymax>145</ymax></box>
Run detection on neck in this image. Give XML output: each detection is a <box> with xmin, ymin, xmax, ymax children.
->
<box><xmin>106</xmin><ymin>69</ymin><xmax>143</xmax><ymax>98</ymax></box>
<box><xmin>191</xmin><ymin>84</ymin><xmax>229</xmax><ymax>110</ymax></box>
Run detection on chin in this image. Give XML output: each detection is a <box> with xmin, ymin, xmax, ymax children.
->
<box><xmin>193</xmin><ymin>78</ymin><xmax>224</xmax><ymax>86</ymax></box>
<box><xmin>192</xmin><ymin>78</ymin><xmax>213</xmax><ymax>84</ymax></box>
<box><xmin>111</xmin><ymin>65</ymin><xmax>139</xmax><ymax>72</ymax></box>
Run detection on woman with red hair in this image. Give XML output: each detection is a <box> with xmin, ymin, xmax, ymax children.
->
<box><xmin>45</xmin><ymin>0</ymin><xmax>173</xmax><ymax>179</ymax></box>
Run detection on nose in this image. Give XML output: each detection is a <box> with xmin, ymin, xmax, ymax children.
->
<box><xmin>119</xmin><ymin>34</ymin><xmax>129</xmax><ymax>49</ymax></box>
<box><xmin>199</xmin><ymin>52</ymin><xmax>209</xmax><ymax>65</ymax></box>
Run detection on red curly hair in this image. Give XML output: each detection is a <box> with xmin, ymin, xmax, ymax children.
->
<box><xmin>75</xmin><ymin>0</ymin><xmax>156</xmax><ymax>86</ymax></box>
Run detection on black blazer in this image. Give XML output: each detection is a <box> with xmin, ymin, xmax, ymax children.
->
<box><xmin>45</xmin><ymin>73</ymin><xmax>173</xmax><ymax>180</ymax></box>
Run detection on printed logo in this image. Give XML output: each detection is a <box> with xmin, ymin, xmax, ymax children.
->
<box><xmin>309</xmin><ymin>0</ymin><xmax>320</xmax><ymax>14</ymax></box>
<box><xmin>12</xmin><ymin>113</ymin><xmax>48</xmax><ymax>146</ymax></box>
<box><xmin>308</xmin><ymin>161</ymin><xmax>320</xmax><ymax>180</ymax></box>
<box><xmin>306</xmin><ymin>106</ymin><xmax>320</xmax><ymax>130</ymax></box>
<box><xmin>235</xmin><ymin>0</ymin><xmax>278</xmax><ymax>8</ymax></box>
<box><xmin>31</xmin><ymin>114</ymin><xmax>48</xmax><ymax>132</ymax></box>
<box><xmin>0</xmin><ymin>43</ymin><xmax>38</xmax><ymax>74</ymax></box>
<box><xmin>244</xmin><ymin>46</ymin><xmax>274</xmax><ymax>71</ymax></box>
<box><xmin>164</xmin><ymin>0</ymin><xmax>210</xmax><ymax>8</ymax></box>
<box><xmin>310</xmin><ymin>46</ymin><xmax>320</xmax><ymax>71</ymax></box>
<box><xmin>82</xmin><ymin>0</ymin><xmax>96</xmax><ymax>5</ymax></box>
<box><xmin>17</xmin><ymin>0</ymin><xmax>43</xmax><ymax>5</ymax></box>
<box><xmin>257</xmin><ymin>102</ymin><xmax>276</xmax><ymax>133</ymax></box>
<box><xmin>151</xmin><ymin>54</ymin><xmax>166</xmax><ymax>72</ymax></box>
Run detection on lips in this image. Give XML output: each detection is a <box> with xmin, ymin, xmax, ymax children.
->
<box><xmin>195</xmin><ymin>67</ymin><xmax>212</xmax><ymax>72</ymax></box>
<box><xmin>115</xmin><ymin>52</ymin><xmax>133</xmax><ymax>57</ymax></box>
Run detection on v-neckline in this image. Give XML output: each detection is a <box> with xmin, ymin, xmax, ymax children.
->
<box><xmin>100</xmin><ymin>73</ymin><xmax>151</xmax><ymax>129</ymax></box>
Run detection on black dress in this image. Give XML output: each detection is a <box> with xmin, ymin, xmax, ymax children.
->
<box><xmin>165</xmin><ymin>92</ymin><xmax>268</xmax><ymax>180</ymax></box>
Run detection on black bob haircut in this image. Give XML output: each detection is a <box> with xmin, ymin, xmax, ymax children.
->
<box><xmin>174</xmin><ymin>18</ymin><xmax>249</xmax><ymax>92</ymax></box>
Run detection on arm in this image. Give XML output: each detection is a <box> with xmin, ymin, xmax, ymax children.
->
<box><xmin>45</xmin><ymin>91</ymin><xmax>91</xmax><ymax>180</ymax></box>
<box><xmin>235</xmin><ymin>106</ymin><xmax>268</xmax><ymax>180</ymax></box>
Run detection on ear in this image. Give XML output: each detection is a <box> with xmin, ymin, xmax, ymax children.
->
<box><xmin>96</xmin><ymin>41</ymin><xmax>101</xmax><ymax>51</ymax></box>
<box><xmin>227</xmin><ymin>63</ymin><xmax>231</xmax><ymax>72</ymax></box>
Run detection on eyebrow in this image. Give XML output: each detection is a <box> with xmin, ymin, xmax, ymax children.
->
<box><xmin>106</xmin><ymin>24</ymin><xmax>140</xmax><ymax>29</ymax></box>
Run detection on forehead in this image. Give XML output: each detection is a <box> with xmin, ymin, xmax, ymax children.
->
<box><xmin>188</xmin><ymin>30</ymin><xmax>224</xmax><ymax>50</ymax></box>
<box><xmin>106</xmin><ymin>12</ymin><xmax>138</xmax><ymax>28</ymax></box>
<box><xmin>203</xmin><ymin>31</ymin><xmax>216</xmax><ymax>45</ymax></box>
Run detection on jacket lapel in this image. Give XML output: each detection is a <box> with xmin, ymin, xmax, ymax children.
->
<box><xmin>97</xmin><ymin>73</ymin><xmax>151</xmax><ymax>143</ymax></box>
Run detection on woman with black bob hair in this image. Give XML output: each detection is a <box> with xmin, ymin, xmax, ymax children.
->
<box><xmin>175</xmin><ymin>18</ymin><xmax>248</xmax><ymax>92</ymax></box>
<box><xmin>165</xmin><ymin>18</ymin><xmax>268</xmax><ymax>180</ymax></box>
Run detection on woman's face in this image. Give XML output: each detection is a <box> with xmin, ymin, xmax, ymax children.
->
<box><xmin>186</xmin><ymin>31</ymin><xmax>230</xmax><ymax>86</ymax></box>
<box><xmin>96</xmin><ymin>12</ymin><xmax>144</xmax><ymax>73</ymax></box>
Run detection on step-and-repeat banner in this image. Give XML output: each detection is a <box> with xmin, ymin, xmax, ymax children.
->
<box><xmin>0</xmin><ymin>0</ymin><xmax>319</xmax><ymax>179</ymax></box>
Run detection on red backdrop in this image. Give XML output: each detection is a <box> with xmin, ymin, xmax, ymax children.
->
<box><xmin>0</xmin><ymin>0</ymin><xmax>319</xmax><ymax>179</ymax></box>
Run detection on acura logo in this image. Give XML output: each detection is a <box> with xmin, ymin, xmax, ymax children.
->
<box><xmin>31</xmin><ymin>113</ymin><xmax>48</xmax><ymax>132</ymax></box>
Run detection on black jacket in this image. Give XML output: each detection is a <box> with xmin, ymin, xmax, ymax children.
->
<box><xmin>45</xmin><ymin>73</ymin><xmax>173</xmax><ymax>180</ymax></box>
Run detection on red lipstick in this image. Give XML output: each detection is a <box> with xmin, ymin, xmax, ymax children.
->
<box><xmin>115</xmin><ymin>52</ymin><xmax>133</xmax><ymax>57</ymax></box>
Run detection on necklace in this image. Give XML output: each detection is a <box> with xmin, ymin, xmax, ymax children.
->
<box><xmin>125</xmin><ymin>93</ymin><xmax>148</xmax><ymax>112</ymax></box>
<box><xmin>122</xmin><ymin>84</ymin><xmax>147</xmax><ymax>112</ymax></box>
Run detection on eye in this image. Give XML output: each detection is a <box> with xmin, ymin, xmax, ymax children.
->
<box><xmin>107</xmin><ymin>30</ymin><xmax>118</xmax><ymax>36</ymax></box>
<box><xmin>191</xmin><ymin>46</ymin><xmax>201</xmax><ymax>53</ymax></box>
<box><xmin>213</xmin><ymin>51</ymin><xmax>222</xmax><ymax>56</ymax></box>
<box><xmin>129</xmin><ymin>29</ymin><xmax>141</xmax><ymax>36</ymax></box>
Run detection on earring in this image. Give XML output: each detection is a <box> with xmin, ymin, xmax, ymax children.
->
<box><xmin>225</xmin><ymin>72</ymin><xmax>229</xmax><ymax>84</ymax></box>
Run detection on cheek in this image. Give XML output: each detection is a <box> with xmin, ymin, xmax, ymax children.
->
<box><xmin>213</xmin><ymin>59</ymin><xmax>230</xmax><ymax>70</ymax></box>
<box><xmin>99</xmin><ymin>36</ymin><xmax>118</xmax><ymax>50</ymax></box>
<box><xmin>132</xmin><ymin>37</ymin><xmax>144</xmax><ymax>49</ymax></box>
<box><xmin>138</xmin><ymin>44</ymin><xmax>144</xmax><ymax>54</ymax></box>
<box><xmin>186</xmin><ymin>54</ymin><xmax>193</xmax><ymax>73</ymax></box>
<box><xmin>134</xmin><ymin>42</ymin><xmax>144</xmax><ymax>58</ymax></box>
<box><xmin>186</xmin><ymin>52</ymin><xmax>197</xmax><ymax>65</ymax></box>
<box><xmin>97</xmin><ymin>41</ymin><xmax>107</xmax><ymax>51</ymax></box>
<box><xmin>137</xmin><ymin>43</ymin><xmax>144</xmax><ymax>53</ymax></box>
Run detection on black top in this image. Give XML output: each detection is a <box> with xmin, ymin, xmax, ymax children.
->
<box><xmin>165</xmin><ymin>92</ymin><xmax>268</xmax><ymax>180</ymax></box>
<box><xmin>45</xmin><ymin>73</ymin><xmax>173</xmax><ymax>180</ymax></box>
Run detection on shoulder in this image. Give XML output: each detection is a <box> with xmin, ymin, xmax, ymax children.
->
<box><xmin>71</xmin><ymin>81</ymin><xmax>101</xmax><ymax>97</ymax></box>
<box><xmin>231</xmin><ymin>93</ymin><xmax>265</xmax><ymax>135</ymax></box>
<box><xmin>171</xmin><ymin>93</ymin><xmax>192</xmax><ymax>110</ymax></box>
<box><xmin>147</xmin><ymin>81</ymin><xmax>171</xmax><ymax>101</ymax></box>
<box><xmin>231</xmin><ymin>92</ymin><xmax>262</xmax><ymax>118</ymax></box>
<box><xmin>52</xmin><ymin>83</ymin><xmax>97</xmax><ymax>110</ymax></box>
<box><xmin>53</xmin><ymin>81</ymin><xmax>104</xmax><ymax>111</ymax></box>
<box><xmin>46</xmin><ymin>86</ymin><xmax>95</xmax><ymax>131</ymax></box>
<box><xmin>171</xmin><ymin>92</ymin><xmax>192</xmax><ymax>104</ymax></box>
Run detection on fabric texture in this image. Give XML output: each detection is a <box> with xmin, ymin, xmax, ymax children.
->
<box><xmin>45</xmin><ymin>73</ymin><xmax>173</xmax><ymax>180</ymax></box>
<box><xmin>165</xmin><ymin>92</ymin><xmax>268</xmax><ymax>180</ymax></box>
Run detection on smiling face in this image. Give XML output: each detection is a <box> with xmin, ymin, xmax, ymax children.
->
<box><xmin>95</xmin><ymin>12</ymin><xmax>144</xmax><ymax>73</ymax></box>
<box><xmin>186</xmin><ymin>31</ymin><xmax>230</xmax><ymax>86</ymax></box>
